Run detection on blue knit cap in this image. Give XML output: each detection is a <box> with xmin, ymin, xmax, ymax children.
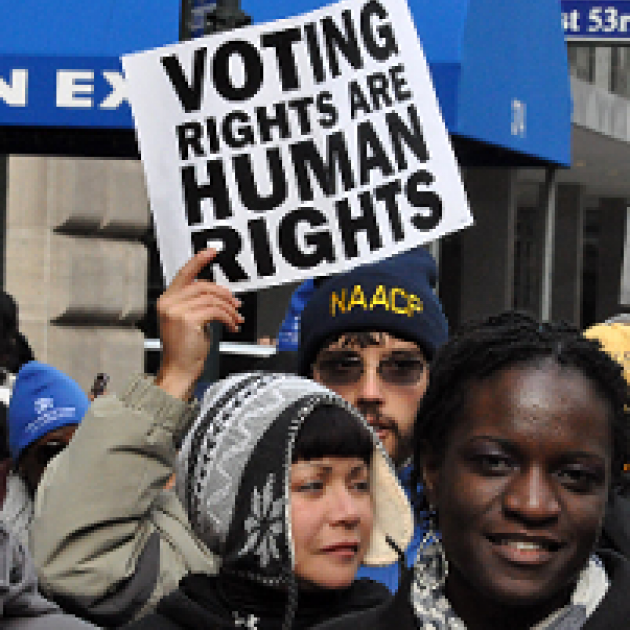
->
<box><xmin>8</xmin><ymin>361</ymin><xmax>89</xmax><ymax>461</ymax></box>
<box><xmin>298</xmin><ymin>247</ymin><xmax>449</xmax><ymax>376</ymax></box>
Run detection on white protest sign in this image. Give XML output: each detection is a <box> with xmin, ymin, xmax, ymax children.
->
<box><xmin>123</xmin><ymin>0</ymin><xmax>472</xmax><ymax>290</ymax></box>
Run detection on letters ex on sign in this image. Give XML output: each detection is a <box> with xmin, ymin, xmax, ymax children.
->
<box><xmin>122</xmin><ymin>0</ymin><xmax>472</xmax><ymax>291</ymax></box>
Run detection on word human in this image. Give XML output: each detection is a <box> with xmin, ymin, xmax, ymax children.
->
<box><xmin>182</xmin><ymin>100</ymin><xmax>427</xmax><ymax>220</ymax></box>
<box><xmin>193</xmin><ymin>162</ymin><xmax>441</xmax><ymax>283</ymax></box>
<box><xmin>190</xmin><ymin>100</ymin><xmax>442</xmax><ymax>284</ymax></box>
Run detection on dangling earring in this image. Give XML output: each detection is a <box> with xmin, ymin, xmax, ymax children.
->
<box><xmin>413</xmin><ymin>503</ymin><xmax>448</xmax><ymax>597</ymax></box>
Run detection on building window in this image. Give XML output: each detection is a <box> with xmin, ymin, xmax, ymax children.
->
<box><xmin>582</xmin><ymin>208</ymin><xmax>599</xmax><ymax>327</ymax></box>
<box><xmin>514</xmin><ymin>207</ymin><xmax>541</xmax><ymax>315</ymax></box>
<box><xmin>611</xmin><ymin>46</ymin><xmax>630</xmax><ymax>97</ymax></box>
<box><xmin>567</xmin><ymin>44</ymin><xmax>596</xmax><ymax>83</ymax></box>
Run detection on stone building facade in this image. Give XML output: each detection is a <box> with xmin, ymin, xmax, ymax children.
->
<box><xmin>3</xmin><ymin>157</ymin><xmax>148</xmax><ymax>392</ymax></box>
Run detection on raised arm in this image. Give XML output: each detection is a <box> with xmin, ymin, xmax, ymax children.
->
<box><xmin>155</xmin><ymin>247</ymin><xmax>243</xmax><ymax>400</ymax></box>
<box><xmin>31</xmin><ymin>250</ymin><xmax>243</xmax><ymax>626</ymax></box>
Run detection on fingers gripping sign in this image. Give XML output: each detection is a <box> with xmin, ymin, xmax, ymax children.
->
<box><xmin>155</xmin><ymin>248</ymin><xmax>244</xmax><ymax>400</ymax></box>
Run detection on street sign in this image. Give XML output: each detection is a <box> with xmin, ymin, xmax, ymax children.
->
<box><xmin>562</xmin><ymin>1</ymin><xmax>630</xmax><ymax>41</ymax></box>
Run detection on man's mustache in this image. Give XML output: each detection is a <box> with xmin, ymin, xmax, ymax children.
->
<box><xmin>356</xmin><ymin>404</ymin><xmax>400</xmax><ymax>438</ymax></box>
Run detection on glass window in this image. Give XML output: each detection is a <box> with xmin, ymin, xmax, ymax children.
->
<box><xmin>611</xmin><ymin>46</ymin><xmax>630</xmax><ymax>97</ymax></box>
<box><xmin>567</xmin><ymin>44</ymin><xmax>596</xmax><ymax>83</ymax></box>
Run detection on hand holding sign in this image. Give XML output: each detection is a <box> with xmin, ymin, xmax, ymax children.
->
<box><xmin>155</xmin><ymin>248</ymin><xmax>244</xmax><ymax>400</ymax></box>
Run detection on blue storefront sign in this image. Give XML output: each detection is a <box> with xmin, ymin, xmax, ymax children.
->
<box><xmin>0</xmin><ymin>0</ymin><xmax>181</xmax><ymax>154</ymax></box>
<box><xmin>562</xmin><ymin>1</ymin><xmax>630</xmax><ymax>41</ymax></box>
<box><xmin>0</xmin><ymin>55</ymin><xmax>131</xmax><ymax>129</ymax></box>
<box><xmin>0</xmin><ymin>0</ymin><xmax>571</xmax><ymax>165</ymax></box>
<box><xmin>0</xmin><ymin>1</ymin><xmax>180</xmax><ymax>133</ymax></box>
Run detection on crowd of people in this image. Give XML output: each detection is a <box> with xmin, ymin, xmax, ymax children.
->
<box><xmin>1</xmin><ymin>245</ymin><xmax>629</xmax><ymax>629</ymax></box>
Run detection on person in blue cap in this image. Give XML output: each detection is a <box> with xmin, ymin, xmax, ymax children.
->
<box><xmin>297</xmin><ymin>246</ymin><xmax>449</xmax><ymax>592</ymax></box>
<box><xmin>1</xmin><ymin>361</ymin><xmax>89</xmax><ymax>546</ymax></box>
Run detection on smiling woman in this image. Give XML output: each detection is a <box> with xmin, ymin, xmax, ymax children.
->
<box><xmin>419</xmin><ymin>363</ymin><xmax>614</xmax><ymax>628</ymax></box>
<box><xmin>313</xmin><ymin>311</ymin><xmax>630</xmax><ymax>630</ymax></box>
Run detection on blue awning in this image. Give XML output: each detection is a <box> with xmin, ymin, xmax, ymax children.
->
<box><xmin>0</xmin><ymin>0</ymin><xmax>181</xmax><ymax>155</ymax></box>
<box><xmin>249</xmin><ymin>0</ymin><xmax>573</xmax><ymax>167</ymax></box>
<box><xmin>0</xmin><ymin>0</ymin><xmax>571</xmax><ymax>165</ymax></box>
<box><xmin>0</xmin><ymin>1</ymin><xmax>181</xmax><ymax>56</ymax></box>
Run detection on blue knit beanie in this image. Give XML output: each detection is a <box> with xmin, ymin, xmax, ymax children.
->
<box><xmin>8</xmin><ymin>361</ymin><xmax>89</xmax><ymax>461</ymax></box>
<box><xmin>298</xmin><ymin>247</ymin><xmax>449</xmax><ymax>376</ymax></box>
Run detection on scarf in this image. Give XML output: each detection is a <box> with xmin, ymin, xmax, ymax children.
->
<box><xmin>411</xmin><ymin>537</ymin><xmax>609</xmax><ymax>630</ymax></box>
<box><xmin>176</xmin><ymin>371</ymin><xmax>411</xmax><ymax>628</ymax></box>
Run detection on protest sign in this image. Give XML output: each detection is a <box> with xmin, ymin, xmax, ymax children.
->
<box><xmin>122</xmin><ymin>0</ymin><xmax>472</xmax><ymax>290</ymax></box>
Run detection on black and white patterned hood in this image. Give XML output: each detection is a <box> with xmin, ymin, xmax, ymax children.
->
<box><xmin>177</xmin><ymin>371</ymin><xmax>413</xmax><ymax>587</ymax></box>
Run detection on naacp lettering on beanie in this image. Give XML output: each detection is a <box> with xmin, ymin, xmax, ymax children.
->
<box><xmin>8</xmin><ymin>362</ymin><xmax>89</xmax><ymax>461</ymax></box>
<box><xmin>298</xmin><ymin>247</ymin><xmax>448</xmax><ymax>376</ymax></box>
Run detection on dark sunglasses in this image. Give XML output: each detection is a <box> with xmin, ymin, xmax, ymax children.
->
<box><xmin>313</xmin><ymin>351</ymin><xmax>427</xmax><ymax>386</ymax></box>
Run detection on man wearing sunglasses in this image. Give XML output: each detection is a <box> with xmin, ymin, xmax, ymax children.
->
<box><xmin>298</xmin><ymin>246</ymin><xmax>449</xmax><ymax>591</ymax></box>
<box><xmin>1</xmin><ymin>361</ymin><xmax>89</xmax><ymax>548</ymax></box>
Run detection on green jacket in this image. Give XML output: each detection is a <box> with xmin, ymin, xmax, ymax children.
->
<box><xmin>31</xmin><ymin>375</ymin><xmax>219</xmax><ymax>628</ymax></box>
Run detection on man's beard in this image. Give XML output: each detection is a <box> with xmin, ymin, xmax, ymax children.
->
<box><xmin>356</xmin><ymin>403</ymin><xmax>413</xmax><ymax>468</ymax></box>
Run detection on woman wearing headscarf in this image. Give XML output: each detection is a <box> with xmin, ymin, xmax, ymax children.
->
<box><xmin>315</xmin><ymin>311</ymin><xmax>630</xmax><ymax>629</ymax></box>
<box><xmin>124</xmin><ymin>371</ymin><xmax>413</xmax><ymax>630</ymax></box>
